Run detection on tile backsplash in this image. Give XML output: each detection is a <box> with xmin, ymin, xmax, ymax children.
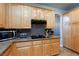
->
<box><xmin>16</xmin><ymin>29</ymin><xmax>31</xmax><ymax>38</ymax></box>
<box><xmin>0</xmin><ymin>27</ymin><xmax>54</xmax><ymax>39</ymax></box>
<box><xmin>31</xmin><ymin>24</ymin><xmax>46</xmax><ymax>36</ymax></box>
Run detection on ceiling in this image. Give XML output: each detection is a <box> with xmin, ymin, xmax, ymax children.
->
<box><xmin>36</xmin><ymin>3</ymin><xmax>79</xmax><ymax>11</ymax></box>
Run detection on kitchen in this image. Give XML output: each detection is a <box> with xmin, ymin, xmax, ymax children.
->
<box><xmin>0</xmin><ymin>3</ymin><xmax>79</xmax><ymax>56</ymax></box>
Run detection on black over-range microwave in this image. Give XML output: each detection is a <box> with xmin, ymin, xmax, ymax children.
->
<box><xmin>0</xmin><ymin>31</ymin><xmax>15</xmax><ymax>41</ymax></box>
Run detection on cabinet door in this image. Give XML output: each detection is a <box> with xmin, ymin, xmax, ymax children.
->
<box><xmin>71</xmin><ymin>8</ymin><xmax>79</xmax><ymax>23</ymax></box>
<box><xmin>33</xmin><ymin>45</ymin><xmax>43</xmax><ymax>56</ymax></box>
<box><xmin>73</xmin><ymin>23</ymin><xmax>79</xmax><ymax>52</ymax></box>
<box><xmin>0</xmin><ymin>4</ymin><xmax>5</xmax><ymax>27</ymax></box>
<box><xmin>71</xmin><ymin>24</ymin><xmax>76</xmax><ymax>50</ymax></box>
<box><xmin>32</xmin><ymin>7</ymin><xmax>45</xmax><ymax>20</ymax></box>
<box><xmin>50</xmin><ymin>42</ymin><xmax>60</xmax><ymax>55</ymax></box>
<box><xmin>6</xmin><ymin>4</ymin><xmax>22</xmax><ymax>28</ymax></box>
<box><xmin>45</xmin><ymin>10</ymin><xmax>55</xmax><ymax>29</ymax></box>
<box><xmin>32</xmin><ymin>7</ymin><xmax>39</xmax><ymax>19</ymax></box>
<box><xmin>6</xmin><ymin>4</ymin><xmax>12</xmax><ymax>28</ymax></box>
<box><xmin>43</xmin><ymin>44</ymin><xmax>50</xmax><ymax>56</ymax></box>
<box><xmin>12</xmin><ymin>5</ymin><xmax>22</xmax><ymax>28</ymax></box>
<box><xmin>6</xmin><ymin>4</ymin><xmax>31</xmax><ymax>28</ymax></box>
<box><xmin>38</xmin><ymin>8</ymin><xmax>45</xmax><ymax>20</ymax></box>
<box><xmin>63</xmin><ymin>13</ymin><xmax>72</xmax><ymax>48</ymax></box>
<box><xmin>21</xmin><ymin>6</ymin><xmax>31</xmax><ymax>28</ymax></box>
<box><xmin>16</xmin><ymin>47</ymin><xmax>33</xmax><ymax>56</ymax></box>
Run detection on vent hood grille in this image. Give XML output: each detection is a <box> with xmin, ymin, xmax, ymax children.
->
<box><xmin>31</xmin><ymin>20</ymin><xmax>47</xmax><ymax>24</ymax></box>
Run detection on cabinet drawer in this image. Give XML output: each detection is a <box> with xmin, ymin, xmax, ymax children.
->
<box><xmin>33</xmin><ymin>40</ymin><xmax>42</xmax><ymax>45</ymax></box>
<box><xmin>43</xmin><ymin>39</ymin><xmax>50</xmax><ymax>44</ymax></box>
<box><xmin>15</xmin><ymin>42</ymin><xmax>32</xmax><ymax>48</ymax></box>
<box><xmin>51</xmin><ymin>39</ymin><xmax>59</xmax><ymax>43</ymax></box>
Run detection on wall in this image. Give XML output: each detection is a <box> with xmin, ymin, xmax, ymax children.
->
<box><xmin>54</xmin><ymin>14</ymin><xmax>60</xmax><ymax>36</ymax></box>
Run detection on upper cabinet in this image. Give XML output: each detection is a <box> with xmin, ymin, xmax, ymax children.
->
<box><xmin>45</xmin><ymin>10</ymin><xmax>55</xmax><ymax>29</ymax></box>
<box><xmin>63</xmin><ymin>8</ymin><xmax>79</xmax><ymax>24</ymax></box>
<box><xmin>0</xmin><ymin>4</ymin><xmax>55</xmax><ymax>29</ymax></box>
<box><xmin>38</xmin><ymin>8</ymin><xmax>45</xmax><ymax>20</ymax></box>
<box><xmin>32</xmin><ymin>7</ymin><xmax>55</xmax><ymax>28</ymax></box>
<box><xmin>6</xmin><ymin>4</ymin><xmax>32</xmax><ymax>28</ymax></box>
<box><xmin>21</xmin><ymin>5</ymin><xmax>32</xmax><ymax>28</ymax></box>
<box><xmin>32</xmin><ymin>7</ymin><xmax>39</xmax><ymax>19</ymax></box>
<box><xmin>0</xmin><ymin>4</ymin><xmax>5</xmax><ymax>28</ymax></box>
<box><xmin>6</xmin><ymin>4</ymin><xmax>22</xmax><ymax>28</ymax></box>
<box><xmin>70</xmin><ymin>8</ymin><xmax>79</xmax><ymax>23</ymax></box>
<box><xmin>32</xmin><ymin>7</ymin><xmax>45</xmax><ymax>20</ymax></box>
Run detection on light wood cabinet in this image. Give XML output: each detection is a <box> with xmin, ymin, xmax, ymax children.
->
<box><xmin>0</xmin><ymin>4</ymin><xmax>5</xmax><ymax>28</ymax></box>
<box><xmin>0</xmin><ymin>4</ymin><xmax>55</xmax><ymax>29</ymax></box>
<box><xmin>16</xmin><ymin>46</ymin><xmax>32</xmax><ymax>56</ymax></box>
<box><xmin>33</xmin><ymin>40</ymin><xmax>42</xmax><ymax>45</ymax></box>
<box><xmin>42</xmin><ymin>39</ymin><xmax>51</xmax><ymax>56</ymax></box>
<box><xmin>43</xmin><ymin>39</ymin><xmax>50</xmax><ymax>44</ymax></box>
<box><xmin>32</xmin><ymin>7</ymin><xmax>45</xmax><ymax>20</ymax></box>
<box><xmin>15</xmin><ymin>41</ymin><xmax>32</xmax><ymax>48</ymax></box>
<box><xmin>38</xmin><ymin>8</ymin><xmax>45</xmax><ymax>20</ymax></box>
<box><xmin>6</xmin><ymin>4</ymin><xmax>22</xmax><ymax>28</ymax></box>
<box><xmin>32</xmin><ymin>7</ymin><xmax>38</xmax><ymax>19</ymax></box>
<box><xmin>50</xmin><ymin>40</ymin><xmax>60</xmax><ymax>55</ymax></box>
<box><xmin>6</xmin><ymin>4</ymin><xmax>31</xmax><ymax>28</ymax></box>
<box><xmin>63</xmin><ymin>8</ymin><xmax>79</xmax><ymax>53</ymax></box>
<box><xmin>72</xmin><ymin>23</ymin><xmax>79</xmax><ymax>52</ymax></box>
<box><xmin>76</xmin><ymin>23</ymin><xmax>79</xmax><ymax>52</ymax></box>
<box><xmin>21</xmin><ymin>5</ymin><xmax>32</xmax><ymax>28</ymax></box>
<box><xmin>71</xmin><ymin>8</ymin><xmax>79</xmax><ymax>23</ymax></box>
<box><xmin>71</xmin><ymin>24</ymin><xmax>77</xmax><ymax>50</ymax></box>
<box><xmin>43</xmin><ymin>44</ymin><xmax>50</xmax><ymax>56</ymax></box>
<box><xmin>2</xmin><ymin>39</ymin><xmax>60</xmax><ymax>56</ymax></box>
<box><xmin>15</xmin><ymin>41</ymin><xmax>33</xmax><ymax>56</ymax></box>
<box><xmin>49</xmin><ymin>39</ymin><xmax>60</xmax><ymax>55</ymax></box>
<box><xmin>33</xmin><ymin>45</ymin><xmax>43</xmax><ymax>56</ymax></box>
<box><xmin>31</xmin><ymin>7</ymin><xmax>55</xmax><ymax>29</ymax></box>
<box><xmin>33</xmin><ymin>40</ymin><xmax>43</xmax><ymax>56</ymax></box>
<box><xmin>45</xmin><ymin>10</ymin><xmax>55</xmax><ymax>29</ymax></box>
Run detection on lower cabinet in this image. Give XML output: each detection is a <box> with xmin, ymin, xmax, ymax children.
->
<box><xmin>14</xmin><ymin>41</ymin><xmax>33</xmax><ymax>56</ymax></box>
<box><xmin>16</xmin><ymin>47</ymin><xmax>33</xmax><ymax>56</ymax></box>
<box><xmin>43</xmin><ymin>44</ymin><xmax>50</xmax><ymax>56</ymax></box>
<box><xmin>2</xmin><ymin>39</ymin><xmax>60</xmax><ymax>56</ymax></box>
<box><xmin>50</xmin><ymin>42</ymin><xmax>60</xmax><ymax>55</ymax></box>
<box><xmin>33</xmin><ymin>45</ymin><xmax>43</xmax><ymax>56</ymax></box>
<box><xmin>32</xmin><ymin>40</ymin><xmax>43</xmax><ymax>56</ymax></box>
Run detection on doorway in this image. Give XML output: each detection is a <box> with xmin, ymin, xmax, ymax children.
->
<box><xmin>54</xmin><ymin>14</ymin><xmax>63</xmax><ymax>47</ymax></box>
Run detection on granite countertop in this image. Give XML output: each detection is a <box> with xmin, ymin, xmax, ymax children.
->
<box><xmin>0</xmin><ymin>36</ymin><xmax>60</xmax><ymax>55</ymax></box>
<box><xmin>15</xmin><ymin>36</ymin><xmax>60</xmax><ymax>42</ymax></box>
